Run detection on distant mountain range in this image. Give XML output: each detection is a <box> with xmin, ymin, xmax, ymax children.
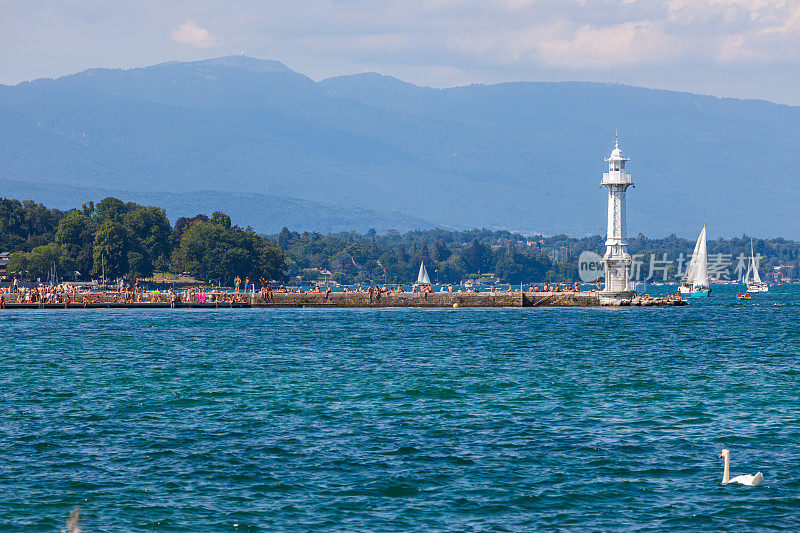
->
<box><xmin>1</xmin><ymin>55</ymin><xmax>798</xmax><ymax>237</ymax></box>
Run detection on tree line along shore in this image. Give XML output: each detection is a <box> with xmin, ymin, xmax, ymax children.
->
<box><xmin>2</xmin><ymin>197</ymin><xmax>800</xmax><ymax>286</ymax></box>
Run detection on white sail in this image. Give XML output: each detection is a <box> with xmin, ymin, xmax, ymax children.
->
<box><xmin>417</xmin><ymin>261</ymin><xmax>431</xmax><ymax>285</ymax></box>
<box><xmin>685</xmin><ymin>225</ymin><xmax>708</xmax><ymax>288</ymax></box>
<box><xmin>749</xmin><ymin>240</ymin><xmax>762</xmax><ymax>284</ymax></box>
<box><xmin>744</xmin><ymin>238</ymin><xmax>764</xmax><ymax>287</ymax></box>
<box><xmin>744</xmin><ymin>250</ymin><xmax>753</xmax><ymax>283</ymax></box>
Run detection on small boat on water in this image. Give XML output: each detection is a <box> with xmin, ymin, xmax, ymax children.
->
<box><xmin>678</xmin><ymin>225</ymin><xmax>711</xmax><ymax>297</ymax></box>
<box><xmin>737</xmin><ymin>292</ymin><xmax>751</xmax><ymax>300</ymax></box>
<box><xmin>743</xmin><ymin>238</ymin><xmax>769</xmax><ymax>293</ymax></box>
<box><xmin>413</xmin><ymin>261</ymin><xmax>431</xmax><ymax>290</ymax></box>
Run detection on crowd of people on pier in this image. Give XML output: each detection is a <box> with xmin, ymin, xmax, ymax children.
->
<box><xmin>249</xmin><ymin>281</ymin><xmax>584</xmax><ymax>295</ymax></box>
<box><xmin>0</xmin><ymin>279</ymin><xmax>586</xmax><ymax>296</ymax></box>
<box><xmin>245</xmin><ymin>280</ymin><xmax>586</xmax><ymax>300</ymax></box>
<box><xmin>0</xmin><ymin>273</ymin><xmax>601</xmax><ymax>308</ymax></box>
<box><xmin>0</xmin><ymin>284</ymin><xmax>83</xmax><ymax>306</ymax></box>
<box><xmin>0</xmin><ymin>275</ymin><xmax>690</xmax><ymax>307</ymax></box>
<box><xmin>0</xmin><ymin>279</ymin><xmax>251</xmax><ymax>307</ymax></box>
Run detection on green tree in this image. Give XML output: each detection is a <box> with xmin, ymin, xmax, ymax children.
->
<box><xmin>94</xmin><ymin>197</ymin><xmax>128</xmax><ymax>224</ymax></box>
<box><xmin>430</xmin><ymin>238</ymin><xmax>451</xmax><ymax>262</ymax></box>
<box><xmin>494</xmin><ymin>247</ymin><xmax>551</xmax><ymax>284</ymax></box>
<box><xmin>92</xmin><ymin>221</ymin><xmax>131</xmax><ymax>279</ymax></box>
<box><xmin>126</xmin><ymin>251</ymin><xmax>151</xmax><ymax>279</ymax></box>
<box><xmin>0</xmin><ymin>198</ymin><xmax>64</xmax><ymax>251</ymax></box>
<box><xmin>6</xmin><ymin>251</ymin><xmax>28</xmax><ymax>278</ymax></box>
<box><xmin>459</xmin><ymin>239</ymin><xmax>493</xmax><ymax>274</ymax></box>
<box><xmin>123</xmin><ymin>206</ymin><xmax>171</xmax><ymax>273</ymax></box>
<box><xmin>173</xmin><ymin>213</ymin><xmax>286</xmax><ymax>282</ymax></box>
<box><xmin>55</xmin><ymin>211</ymin><xmax>96</xmax><ymax>276</ymax></box>
<box><xmin>7</xmin><ymin>243</ymin><xmax>74</xmax><ymax>280</ymax></box>
<box><xmin>211</xmin><ymin>211</ymin><xmax>232</xmax><ymax>229</ymax></box>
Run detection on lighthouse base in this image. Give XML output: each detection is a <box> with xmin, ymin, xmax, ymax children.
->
<box><xmin>599</xmin><ymin>291</ymin><xmax>637</xmax><ymax>306</ymax></box>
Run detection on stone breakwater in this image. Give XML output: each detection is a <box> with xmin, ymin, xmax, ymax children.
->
<box><xmin>0</xmin><ymin>291</ymin><xmax>686</xmax><ymax>309</ymax></box>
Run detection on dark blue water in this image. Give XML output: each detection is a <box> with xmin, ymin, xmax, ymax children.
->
<box><xmin>2</xmin><ymin>285</ymin><xmax>800</xmax><ymax>531</ymax></box>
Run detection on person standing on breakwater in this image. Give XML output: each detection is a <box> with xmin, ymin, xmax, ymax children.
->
<box><xmin>234</xmin><ymin>276</ymin><xmax>241</xmax><ymax>294</ymax></box>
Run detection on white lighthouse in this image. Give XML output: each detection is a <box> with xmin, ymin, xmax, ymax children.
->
<box><xmin>601</xmin><ymin>137</ymin><xmax>634</xmax><ymax>295</ymax></box>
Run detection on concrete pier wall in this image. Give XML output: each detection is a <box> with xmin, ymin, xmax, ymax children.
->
<box><xmin>253</xmin><ymin>291</ymin><xmax>526</xmax><ymax>307</ymax></box>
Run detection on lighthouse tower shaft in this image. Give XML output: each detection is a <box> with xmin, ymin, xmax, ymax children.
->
<box><xmin>601</xmin><ymin>140</ymin><xmax>634</xmax><ymax>295</ymax></box>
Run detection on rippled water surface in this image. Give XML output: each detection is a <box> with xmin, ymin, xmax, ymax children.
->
<box><xmin>2</xmin><ymin>285</ymin><xmax>800</xmax><ymax>531</ymax></box>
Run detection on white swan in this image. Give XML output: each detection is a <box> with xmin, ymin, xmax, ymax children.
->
<box><xmin>719</xmin><ymin>449</ymin><xmax>763</xmax><ymax>486</ymax></box>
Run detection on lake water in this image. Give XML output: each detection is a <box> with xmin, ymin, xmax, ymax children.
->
<box><xmin>2</xmin><ymin>285</ymin><xmax>799</xmax><ymax>531</ymax></box>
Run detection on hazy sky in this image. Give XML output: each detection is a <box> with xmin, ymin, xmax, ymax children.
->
<box><xmin>2</xmin><ymin>0</ymin><xmax>799</xmax><ymax>104</ymax></box>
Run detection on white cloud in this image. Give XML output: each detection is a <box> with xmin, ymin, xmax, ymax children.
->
<box><xmin>538</xmin><ymin>21</ymin><xmax>684</xmax><ymax>68</ymax></box>
<box><xmin>433</xmin><ymin>0</ymin><xmax>800</xmax><ymax>71</ymax></box>
<box><xmin>170</xmin><ymin>20</ymin><xmax>216</xmax><ymax>49</ymax></box>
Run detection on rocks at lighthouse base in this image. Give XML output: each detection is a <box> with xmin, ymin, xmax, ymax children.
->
<box><xmin>600</xmin><ymin>294</ymin><xmax>688</xmax><ymax>307</ymax></box>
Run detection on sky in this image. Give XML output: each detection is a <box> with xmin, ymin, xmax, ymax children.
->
<box><xmin>1</xmin><ymin>0</ymin><xmax>800</xmax><ymax>105</ymax></box>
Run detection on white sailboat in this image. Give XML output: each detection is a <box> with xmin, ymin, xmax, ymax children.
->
<box><xmin>744</xmin><ymin>238</ymin><xmax>769</xmax><ymax>293</ymax></box>
<box><xmin>415</xmin><ymin>261</ymin><xmax>431</xmax><ymax>287</ymax></box>
<box><xmin>678</xmin><ymin>225</ymin><xmax>711</xmax><ymax>297</ymax></box>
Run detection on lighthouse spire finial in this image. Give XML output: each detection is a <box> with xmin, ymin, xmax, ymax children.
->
<box><xmin>615</xmin><ymin>128</ymin><xmax>619</xmax><ymax>149</ymax></box>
